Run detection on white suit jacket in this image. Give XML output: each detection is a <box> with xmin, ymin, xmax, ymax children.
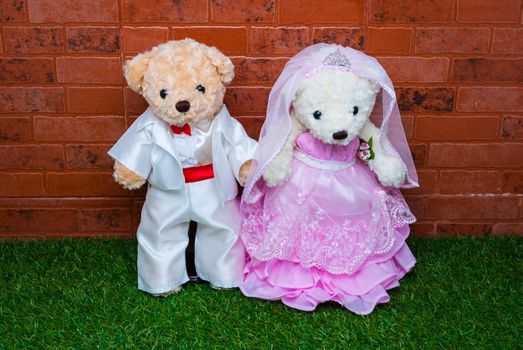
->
<box><xmin>108</xmin><ymin>105</ymin><xmax>257</xmax><ymax>205</ymax></box>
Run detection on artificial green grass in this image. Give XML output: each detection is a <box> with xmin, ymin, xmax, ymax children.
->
<box><xmin>1</xmin><ymin>237</ymin><xmax>521</xmax><ymax>349</ymax></box>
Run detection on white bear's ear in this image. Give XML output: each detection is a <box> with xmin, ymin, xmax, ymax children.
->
<box><xmin>203</xmin><ymin>45</ymin><xmax>235</xmax><ymax>85</ymax></box>
<box><xmin>370</xmin><ymin>81</ymin><xmax>381</xmax><ymax>95</ymax></box>
<box><xmin>124</xmin><ymin>51</ymin><xmax>153</xmax><ymax>94</ymax></box>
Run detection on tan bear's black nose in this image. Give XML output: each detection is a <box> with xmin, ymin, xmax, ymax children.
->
<box><xmin>175</xmin><ymin>100</ymin><xmax>190</xmax><ymax>112</ymax></box>
<box><xmin>333</xmin><ymin>130</ymin><xmax>348</xmax><ymax>140</ymax></box>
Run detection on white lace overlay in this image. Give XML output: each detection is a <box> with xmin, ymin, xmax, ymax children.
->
<box><xmin>241</xmin><ymin>188</ymin><xmax>415</xmax><ymax>275</ymax></box>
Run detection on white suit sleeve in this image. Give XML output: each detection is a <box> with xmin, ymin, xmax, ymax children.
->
<box><xmin>107</xmin><ymin>119</ymin><xmax>154</xmax><ymax>179</ymax></box>
<box><xmin>225</xmin><ymin>118</ymin><xmax>257</xmax><ymax>182</ymax></box>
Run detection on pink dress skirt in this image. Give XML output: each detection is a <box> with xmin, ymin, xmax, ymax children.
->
<box><xmin>240</xmin><ymin>133</ymin><xmax>416</xmax><ymax>314</ymax></box>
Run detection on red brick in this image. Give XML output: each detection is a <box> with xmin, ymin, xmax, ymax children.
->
<box><xmin>452</xmin><ymin>58</ymin><xmax>523</xmax><ymax>83</ymax></box>
<box><xmin>457</xmin><ymin>87</ymin><xmax>523</xmax><ymax>112</ymax></box>
<box><xmin>502</xmin><ymin>172</ymin><xmax>523</xmax><ymax>194</ymax></box>
<box><xmin>28</xmin><ymin>0</ymin><xmax>118</xmax><ymax>23</ymax></box>
<box><xmin>398</xmin><ymin>87</ymin><xmax>455</xmax><ymax>112</ymax></box>
<box><xmin>0</xmin><ymin>116</ymin><xmax>31</xmax><ymax>142</ymax></box>
<box><xmin>410</xmin><ymin>222</ymin><xmax>435</xmax><ymax>237</ymax></box>
<box><xmin>492</xmin><ymin>223</ymin><xmax>523</xmax><ymax>236</ymax></box>
<box><xmin>57</xmin><ymin>57</ymin><xmax>123</xmax><ymax>84</ymax></box>
<box><xmin>280</xmin><ymin>0</ymin><xmax>364</xmax><ymax>24</ymax></box>
<box><xmin>1</xmin><ymin>0</ymin><xmax>25</xmax><ymax>21</ymax></box>
<box><xmin>410</xmin><ymin>143</ymin><xmax>427</xmax><ymax>167</ymax></box>
<box><xmin>0</xmin><ymin>87</ymin><xmax>64</xmax><ymax>113</ymax></box>
<box><xmin>439</xmin><ymin>170</ymin><xmax>502</xmax><ymax>194</ymax></box>
<box><xmin>66</xmin><ymin>26</ymin><xmax>120</xmax><ymax>53</ymax></box>
<box><xmin>312</xmin><ymin>27</ymin><xmax>365</xmax><ymax>50</ymax></box>
<box><xmin>122</xmin><ymin>0</ymin><xmax>207</xmax><ymax>22</ymax></box>
<box><xmin>402</xmin><ymin>170</ymin><xmax>437</xmax><ymax>195</ymax></box>
<box><xmin>237</xmin><ymin>116</ymin><xmax>264</xmax><ymax>140</ymax></box>
<box><xmin>370</xmin><ymin>0</ymin><xmax>454</xmax><ymax>23</ymax></box>
<box><xmin>0</xmin><ymin>173</ymin><xmax>44</xmax><ymax>196</ymax></box>
<box><xmin>68</xmin><ymin>87</ymin><xmax>124</xmax><ymax>114</ymax></box>
<box><xmin>80</xmin><ymin>208</ymin><xmax>132</xmax><ymax>232</ymax></box>
<box><xmin>0</xmin><ymin>209</ymin><xmax>80</xmax><ymax>232</ymax></box>
<box><xmin>501</xmin><ymin>116</ymin><xmax>523</xmax><ymax>139</ymax></box>
<box><xmin>66</xmin><ymin>144</ymin><xmax>114</xmax><ymax>170</ymax></box>
<box><xmin>47</xmin><ymin>173</ymin><xmax>128</xmax><ymax>196</ymax></box>
<box><xmin>492</xmin><ymin>28</ymin><xmax>523</xmax><ymax>54</ymax></box>
<box><xmin>0</xmin><ymin>58</ymin><xmax>55</xmax><ymax>83</ymax></box>
<box><xmin>231</xmin><ymin>57</ymin><xmax>287</xmax><ymax>86</ymax></box>
<box><xmin>34</xmin><ymin>116</ymin><xmax>125</xmax><ymax>142</ymax></box>
<box><xmin>377</xmin><ymin>57</ymin><xmax>449</xmax><ymax>83</ymax></box>
<box><xmin>426</xmin><ymin>196</ymin><xmax>519</xmax><ymax>220</ymax></box>
<box><xmin>0</xmin><ymin>145</ymin><xmax>64</xmax><ymax>170</ymax></box>
<box><xmin>3</xmin><ymin>26</ymin><xmax>64</xmax><ymax>53</ymax></box>
<box><xmin>402</xmin><ymin>115</ymin><xmax>414</xmax><ymax>139</ymax></box>
<box><xmin>403</xmin><ymin>195</ymin><xmax>425</xmax><ymax>219</ymax></box>
<box><xmin>415</xmin><ymin>27</ymin><xmax>490</xmax><ymax>53</ymax></box>
<box><xmin>251</xmin><ymin>27</ymin><xmax>309</xmax><ymax>55</ymax></box>
<box><xmin>132</xmin><ymin>201</ymin><xmax>144</xmax><ymax>230</ymax></box>
<box><xmin>367</xmin><ymin>27</ymin><xmax>412</xmax><ymax>54</ymax></box>
<box><xmin>123</xmin><ymin>27</ymin><xmax>168</xmax><ymax>53</ymax></box>
<box><xmin>416</xmin><ymin>116</ymin><xmax>499</xmax><ymax>140</ymax></box>
<box><xmin>457</xmin><ymin>0</ymin><xmax>521</xmax><ymax>23</ymax></box>
<box><xmin>429</xmin><ymin>143</ymin><xmax>523</xmax><ymax>168</ymax></box>
<box><xmin>125</xmin><ymin>87</ymin><xmax>148</xmax><ymax>115</ymax></box>
<box><xmin>211</xmin><ymin>0</ymin><xmax>275</xmax><ymax>22</ymax></box>
<box><xmin>172</xmin><ymin>27</ymin><xmax>248</xmax><ymax>54</ymax></box>
<box><xmin>224</xmin><ymin>87</ymin><xmax>270</xmax><ymax>115</ymax></box>
<box><xmin>436</xmin><ymin>223</ymin><xmax>493</xmax><ymax>237</ymax></box>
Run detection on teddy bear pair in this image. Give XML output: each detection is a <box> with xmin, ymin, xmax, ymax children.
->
<box><xmin>109</xmin><ymin>39</ymin><xmax>419</xmax><ymax>314</ymax></box>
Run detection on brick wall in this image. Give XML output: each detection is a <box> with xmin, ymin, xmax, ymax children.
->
<box><xmin>0</xmin><ymin>0</ymin><xmax>522</xmax><ymax>238</ymax></box>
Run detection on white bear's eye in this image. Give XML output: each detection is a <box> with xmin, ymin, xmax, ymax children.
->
<box><xmin>313</xmin><ymin>110</ymin><xmax>322</xmax><ymax>120</ymax></box>
<box><xmin>160</xmin><ymin>89</ymin><xmax>168</xmax><ymax>99</ymax></box>
<box><xmin>353</xmin><ymin>106</ymin><xmax>359</xmax><ymax>116</ymax></box>
<box><xmin>196</xmin><ymin>84</ymin><xmax>206</xmax><ymax>94</ymax></box>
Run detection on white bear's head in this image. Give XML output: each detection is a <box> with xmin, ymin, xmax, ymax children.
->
<box><xmin>292</xmin><ymin>70</ymin><xmax>380</xmax><ymax>145</ymax></box>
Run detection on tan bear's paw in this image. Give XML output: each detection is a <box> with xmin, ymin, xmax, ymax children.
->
<box><xmin>239</xmin><ymin>159</ymin><xmax>253</xmax><ymax>186</ymax></box>
<box><xmin>113</xmin><ymin>161</ymin><xmax>146</xmax><ymax>190</ymax></box>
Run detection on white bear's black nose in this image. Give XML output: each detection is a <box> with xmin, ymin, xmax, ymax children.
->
<box><xmin>333</xmin><ymin>130</ymin><xmax>348</xmax><ymax>140</ymax></box>
<box><xmin>176</xmin><ymin>100</ymin><xmax>190</xmax><ymax>112</ymax></box>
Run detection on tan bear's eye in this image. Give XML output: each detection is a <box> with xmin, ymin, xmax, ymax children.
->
<box><xmin>196</xmin><ymin>84</ymin><xmax>206</xmax><ymax>94</ymax></box>
<box><xmin>160</xmin><ymin>89</ymin><xmax>168</xmax><ymax>99</ymax></box>
<box><xmin>353</xmin><ymin>106</ymin><xmax>359</xmax><ymax>116</ymax></box>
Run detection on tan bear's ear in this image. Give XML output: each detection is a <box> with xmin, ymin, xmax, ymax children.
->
<box><xmin>203</xmin><ymin>45</ymin><xmax>235</xmax><ymax>85</ymax></box>
<box><xmin>124</xmin><ymin>51</ymin><xmax>153</xmax><ymax>94</ymax></box>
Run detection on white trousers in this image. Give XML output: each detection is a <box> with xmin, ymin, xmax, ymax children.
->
<box><xmin>136</xmin><ymin>178</ymin><xmax>245</xmax><ymax>294</ymax></box>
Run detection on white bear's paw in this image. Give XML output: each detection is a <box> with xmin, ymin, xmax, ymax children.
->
<box><xmin>262</xmin><ymin>153</ymin><xmax>292</xmax><ymax>187</ymax></box>
<box><xmin>373</xmin><ymin>156</ymin><xmax>406</xmax><ymax>188</ymax></box>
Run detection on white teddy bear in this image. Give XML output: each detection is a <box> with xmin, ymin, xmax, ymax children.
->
<box><xmin>239</xmin><ymin>44</ymin><xmax>418</xmax><ymax>314</ymax></box>
<box><xmin>263</xmin><ymin>68</ymin><xmax>407</xmax><ymax>188</ymax></box>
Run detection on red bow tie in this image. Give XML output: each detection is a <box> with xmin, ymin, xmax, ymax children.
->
<box><xmin>170</xmin><ymin>123</ymin><xmax>192</xmax><ymax>136</ymax></box>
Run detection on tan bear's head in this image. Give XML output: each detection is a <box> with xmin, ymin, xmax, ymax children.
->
<box><xmin>125</xmin><ymin>38</ymin><xmax>234</xmax><ymax>126</ymax></box>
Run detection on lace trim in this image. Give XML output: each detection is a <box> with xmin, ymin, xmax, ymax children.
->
<box><xmin>240</xmin><ymin>188</ymin><xmax>415</xmax><ymax>275</ymax></box>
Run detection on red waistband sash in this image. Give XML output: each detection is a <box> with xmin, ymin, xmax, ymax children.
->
<box><xmin>182</xmin><ymin>164</ymin><xmax>214</xmax><ymax>183</ymax></box>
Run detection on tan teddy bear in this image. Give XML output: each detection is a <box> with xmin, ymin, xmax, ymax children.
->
<box><xmin>108</xmin><ymin>39</ymin><xmax>256</xmax><ymax>296</ymax></box>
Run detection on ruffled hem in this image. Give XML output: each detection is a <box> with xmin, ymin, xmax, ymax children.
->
<box><xmin>240</xmin><ymin>232</ymin><xmax>415</xmax><ymax>315</ymax></box>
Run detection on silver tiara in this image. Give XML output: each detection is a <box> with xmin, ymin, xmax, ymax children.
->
<box><xmin>306</xmin><ymin>48</ymin><xmax>352</xmax><ymax>78</ymax></box>
<box><xmin>322</xmin><ymin>49</ymin><xmax>352</xmax><ymax>69</ymax></box>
